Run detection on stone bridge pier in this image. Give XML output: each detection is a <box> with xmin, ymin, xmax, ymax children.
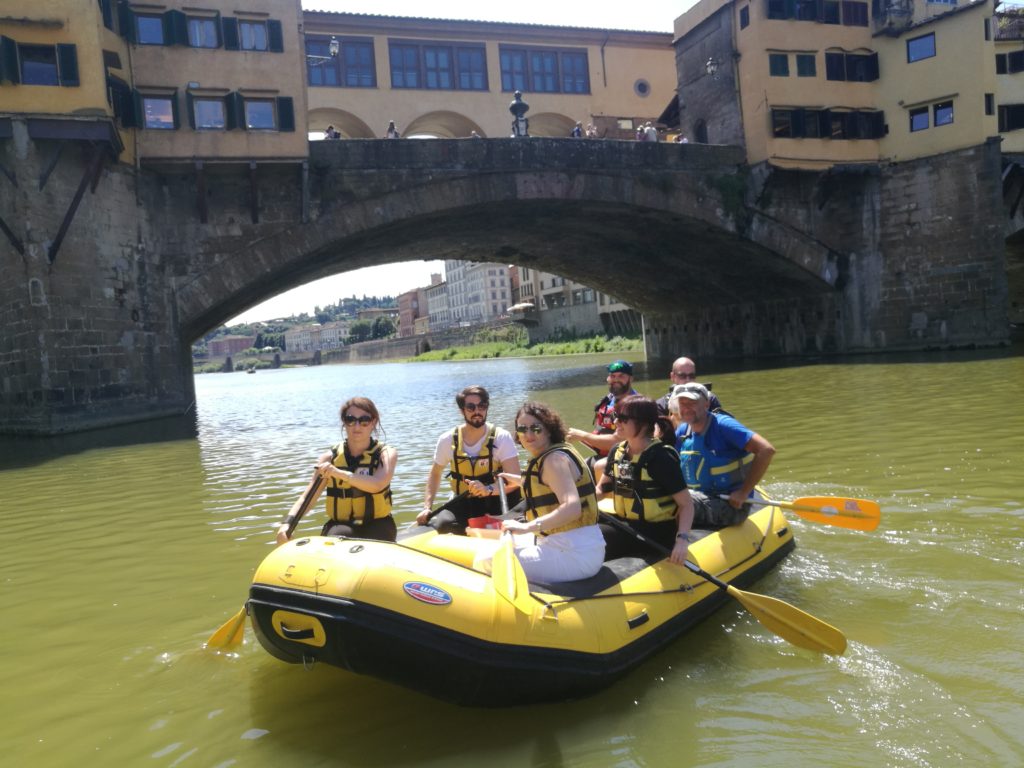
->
<box><xmin>0</xmin><ymin>127</ymin><xmax>1010</xmax><ymax>435</ymax></box>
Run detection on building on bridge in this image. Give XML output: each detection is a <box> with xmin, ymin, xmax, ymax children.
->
<box><xmin>673</xmin><ymin>0</ymin><xmax>998</xmax><ymax>168</ymax></box>
<box><xmin>301</xmin><ymin>11</ymin><xmax>677</xmax><ymax>140</ymax></box>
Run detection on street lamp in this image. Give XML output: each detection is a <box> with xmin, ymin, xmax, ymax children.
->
<box><xmin>307</xmin><ymin>36</ymin><xmax>339</xmax><ymax>65</ymax></box>
<box><xmin>705</xmin><ymin>56</ymin><xmax>720</xmax><ymax>78</ymax></box>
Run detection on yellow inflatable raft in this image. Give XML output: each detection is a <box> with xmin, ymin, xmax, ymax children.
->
<box><xmin>249</xmin><ymin>502</ymin><xmax>796</xmax><ymax>705</ymax></box>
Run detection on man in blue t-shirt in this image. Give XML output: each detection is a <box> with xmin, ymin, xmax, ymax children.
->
<box><xmin>673</xmin><ymin>382</ymin><xmax>775</xmax><ymax>528</ymax></box>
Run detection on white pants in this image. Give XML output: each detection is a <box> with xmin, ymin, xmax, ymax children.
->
<box><xmin>476</xmin><ymin>525</ymin><xmax>606</xmax><ymax>583</ymax></box>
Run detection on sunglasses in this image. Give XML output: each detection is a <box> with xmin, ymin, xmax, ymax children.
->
<box><xmin>515</xmin><ymin>424</ymin><xmax>544</xmax><ymax>435</ymax></box>
<box><xmin>343</xmin><ymin>414</ymin><xmax>373</xmax><ymax>426</ymax></box>
<box><xmin>612</xmin><ymin>414</ymin><xmax>633</xmax><ymax>423</ymax></box>
<box><xmin>463</xmin><ymin>402</ymin><xmax>488</xmax><ymax>412</ymax></box>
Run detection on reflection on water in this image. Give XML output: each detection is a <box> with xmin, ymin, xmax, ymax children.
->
<box><xmin>1</xmin><ymin>350</ymin><xmax>1022</xmax><ymax>767</ymax></box>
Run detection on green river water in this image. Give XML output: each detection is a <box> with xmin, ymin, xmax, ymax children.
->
<box><xmin>1</xmin><ymin>350</ymin><xmax>1021</xmax><ymax>767</ymax></box>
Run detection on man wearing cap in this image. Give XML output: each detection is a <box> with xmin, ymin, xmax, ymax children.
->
<box><xmin>417</xmin><ymin>385</ymin><xmax>521</xmax><ymax>534</ymax></box>
<box><xmin>655</xmin><ymin>356</ymin><xmax>724</xmax><ymax>418</ymax></box>
<box><xmin>673</xmin><ymin>382</ymin><xmax>775</xmax><ymax>527</ymax></box>
<box><xmin>567</xmin><ymin>360</ymin><xmax>639</xmax><ymax>458</ymax></box>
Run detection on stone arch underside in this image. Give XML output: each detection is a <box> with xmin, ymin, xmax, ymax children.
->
<box><xmin>527</xmin><ymin>113</ymin><xmax>577</xmax><ymax>138</ymax></box>
<box><xmin>175</xmin><ymin>180</ymin><xmax>837</xmax><ymax>342</ymax></box>
<box><xmin>307</xmin><ymin>108</ymin><xmax>374</xmax><ymax>139</ymax></box>
<box><xmin>403</xmin><ymin>111</ymin><xmax>485</xmax><ymax>138</ymax></box>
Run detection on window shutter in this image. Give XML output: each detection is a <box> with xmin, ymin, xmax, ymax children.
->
<box><xmin>867</xmin><ymin>52</ymin><xmax>879</xmax><ymax>81</ymax></box>
<box><xmin>99</xmin><ymin>0</ymin><xmax>114</xmax><ymax>30</ymax></box>
<box><xmin>57</xmin><ymin>44</ymin><xmax>79</xmax><ymax>87</ymax></box>
<box><xmin>226</xmin><ymin>91</ymin><xmax>243</xmax><ymax>129</ymax></box>
<box><xmin>996</xmin><ymin>54</ymin><xmax>1008</xmax><ymax>75</ymax></box>
<box><xmin>222</xmin><ymin>17</ymin><xmax>239</xmax><ymax>51</ymax></box>
<box><xmin>170</xmin><ymin>90</ymin><xmax>180</xmax><ymax>128</ymax></box>
<box><xmin>277</xmin><ymin>96</ymin><xmax>295</xmax><ymax>131</ymax></box>
<box><xmin>118</xmin><ymin>3</ymin><xmax>137</xmax><ymax>44</ymax></box>
<box><xmin>268</xmin><ymin>20</ymin><xmax>284</xmax><ymax>52</ymax></box>
<box><xmin>872</xmin><ymin>111</ymin><xmax>886</xmax><ymax>138</ymax></box>
<box><xmin>792</xmin><ymin>109</ymin><xmax>806</xmax><ymax>138</ymax></box>
<box><xmin>186</xmin><ymin>91</ymin><xmax>196</xmax><ymax>129</ymax></box>
<box><xmin>0</xmin><ymin>36</ymin><xmax>19</xmax><ymax>84</ymax></box>
<box><xmin>825</xmin><ymin>52</ymin><xmax>845</xmax><ymax>81</ymax></box>
<box><xmin>818</xmin><ymin>109</ymin><xmax>832</xmax><ymax>138</ymax></box>
<box><xmin>165</xmin><ymin>10</ymin><xmax>187</xmax><ymax>46</ymax></box>
<box><xmin>1010</xmin><ymin>50</ymin><xmax>1024</xmax><ymax>74</ymax></box>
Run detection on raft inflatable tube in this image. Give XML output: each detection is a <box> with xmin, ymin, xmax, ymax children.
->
<box><xmin>249</xmin><ymin>501</ymin><xmax>795</xmax><ymax>706</ymax></box>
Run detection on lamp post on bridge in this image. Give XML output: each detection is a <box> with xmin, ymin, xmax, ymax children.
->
<box><xmin>509</xmin><ymin>90</ymin><xmax>530</xmax><ymax>137</ymax></box>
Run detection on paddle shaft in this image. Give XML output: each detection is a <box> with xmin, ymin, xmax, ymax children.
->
<box><xmin>284</xmin><ymin>472</ymin><xmax>328</xmax><ymax>537</ymax></box>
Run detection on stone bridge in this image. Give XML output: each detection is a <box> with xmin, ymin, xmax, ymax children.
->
<box><xmin>0</xmin><ymin>124</ymin><xmax>1010</xmax><ymax>434</ymax></box>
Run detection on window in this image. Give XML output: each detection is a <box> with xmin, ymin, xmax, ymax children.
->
<box><xmin>822</xmin><ymin>0</ymin><xmax>841</xmax><ymax>23</ymax></box>
<box><xmin>796</xmin><ymin>53</ymin><xmax>816</xmax><ymax>77</ymax></box>
<box><xmin>142</xmin><ymin>95</ymin><xmax>176</xmax><ymax>129</ymax></box>
<box><xmin>388</xmin><ymin>40</ymin><xmax>486</xmax><ymax>91</ymax></box>
<box><xmin>795</xmin><ymin>0</ymin><xmax>817</xmax><ymax>20</ymax></box>
<box><xmin>1010</xmin><ymin>50</ymin><xmax>1024</xmax><ymax>73</ymax></box>
<box><xmin>769</xmin><ymin>53</ymin><xmax>789</xmax><ymax>76</ymax></box>
<box><xmin>771</xmin><ymin>107</ymin><xmax>884</xmax><ymax>139</ymax></box>
<box><xmin>999</xmin><ymin>103</ymin><xmax>1024</xmax><ymax>131</ymax></box>
<box><xmin>245</xmin><ymin>99</ymin><xmax>275</xmax><ymax>130</ymax></box>
<box><xmin>18</xmin><ymin>45</ymin><xmax>58</xmax><ymax>85</ymax></box>
<box><xmin>934</xmin><ymin>100</ymin><xmax>953</xmax><ymax>126</ymax></box>
<box><xmin>499</xmin><ymin>45</ymin><xmax>589</xmax><ymax>93</ymax></box>
<box><xmin>136</xmin><ymin>15</ymin><xmax>165</xmax><ymax>45</ymax></box>
<box><xmin>985</xmin><ymin>93</ymin><xmax>994</xmax><ymax>116</ymax></box>
<box><xmin>239</xmin><ymin>20</ymin><xmax>267</xmax><ymax>51</ymax></box>
<box><xmin>996</xmin><ymin>54</ymin><xmax>1007</xmax><ymax>75</ymax></box>
<box><xmin>191</xmin><ymin>96</ymin><xmax>225</xmax><ymax>129</ymax></box>
<box><xmin>344</xmin><ymin>41</ymin><xmax>375</xmax><ymax>87</ymax></box>
<box><xmin>740</xmin><ymin>5</ymin><xmax>750</xmax><ymax>27</ymax></box>
<box><xmin>187</xmin><ymin>17</ymin><xmax>218</xmax><ymax>48</ymax></box>
<box><xmin>841</xmin><ymin>1</ymin><xmax>869</xmax><ymax>26</ymax></box>
<box><xmin>307</xmin><ymin>38</ymin><xmax>339</xmax><ymax>86</ymax></box>
<box><xmin>767</xmin><ymin>0</ymin><xmax>787</xmax><ymax>19</ymax></box>
<box><xmin>772</xmin><ymin>109</ymin><xmax>794</xmax><ymax>137</ymax></box>
<box><xmin>825</xmin><ymin>51</ymin><xmax>879</xmax><ymax>81</ymax></box>
<box><xmin>909</xmin><ymin>107</ymin><xmax>929</xmax><ymax>132</ymax></box>
<box><xmin>907</xmin><ymin>33</ymin><xmax>936</xmax><ymax>63</ymax></box>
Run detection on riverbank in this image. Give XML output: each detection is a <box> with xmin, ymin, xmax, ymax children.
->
<box><xmin>406</xmin><ymin>335</ymin><xmax>642</xmax><ymax>362</ymax></box>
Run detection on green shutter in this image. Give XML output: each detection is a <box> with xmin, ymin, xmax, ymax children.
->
<box><xmin>276</xmin><ymin>96</ymin><xmax>294</xmax><ymax>131</ymax></box>
<box><xmin>1</xmin><ymin>36</ymin><xmax>20</xmax><ymax>84</ymax></box>
<box><xmin>118</xmin><ymin>2</ymin><xmax>137</xmax><ymax>44</ymax></box>
<box><xmin>186</xmin><ymin>91</ymin><xmax>196</xmax><ymax>129</ymax></box>
<box><xmin>222</xmin><ymin>17</ymin><xmax>239</xmax><ymax>51</ymax></box>
<box><xmin>165</xmin><ymin>10</ymin><xmax>187</xmax><ymax>46</ymax></box>
<box><xmin>57</xmin><ymin>44</ymin><xmax>79</xmax><ymax>87</ymax></box>
<box><xmin>226</xmin><ymin>91</ymin><xmax>243</xmax><ymax>129</ymax></box>
<box><xmin>267</xmin><ymin>20</ymin><xmax>284</xmax><ymax>52</ymax></box>
<box><xmin>170</xmin><ymin>89</ymin><xmax>180</xmax><ymax>128</ymax></box>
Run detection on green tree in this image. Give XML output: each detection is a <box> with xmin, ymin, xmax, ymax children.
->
<box><xmin>372</xmin><ymin>316</ymin><xmax>396</xmax><ymax>339</ymax></box>
<box><xmin>348</xmin><ymin>320</ymin><xmax>373</xmax><ymax>343</ymax></box>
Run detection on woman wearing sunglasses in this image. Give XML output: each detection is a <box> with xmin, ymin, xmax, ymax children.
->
<box><xmin>596</xmin><ymin>395</ymin><xmax>694</xmax><ymax>563</ymax></box>
<box><xmin>490</xmin><ymin>401</ymin><xmax>605</xmax><ymax>582</ymax></box>
<box><xmin>290</xmin><ymin>397</ymin><xmax>398</xmax><ymax>543</ymax></box>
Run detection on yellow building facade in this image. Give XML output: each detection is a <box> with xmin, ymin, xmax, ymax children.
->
<box><xmin>301</xmin><ymin>12</ymin><xmax>675</xmax><ymax>139</ymax></box>
<box><xmin>674</xmin><ymin>0</ymin><xmax>1000</xmax><ymax>168</ymax></box>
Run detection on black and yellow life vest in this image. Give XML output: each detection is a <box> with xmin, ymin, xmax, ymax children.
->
<box><xmin>522</xmin><ymin>443</ymin><xmax>598</xmax><ymax>536</ymax></box>
<box><xmin>325</xmin><ymin>439</ymin><xmax>393</xmax><ymax>523</ymax></box>
<box><xmin>447</xmin><ymin>424</ymin><xmax>498</xmax><ymax>494</ymax></box>
<box><xmin>607</xmin><ymin>439</ymin><xmax>680</xmax><ymax>523</ymax></box>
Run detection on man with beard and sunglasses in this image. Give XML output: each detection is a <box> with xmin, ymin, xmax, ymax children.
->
<box><xmin>417</xmin><ymin>385</ymin><xmax>522</xmax><ymax>534</ymax></box>
<box><xmin>567</xmin><ymin>360</ymin><xmax>639</xmax><ymax>459</ymax></box>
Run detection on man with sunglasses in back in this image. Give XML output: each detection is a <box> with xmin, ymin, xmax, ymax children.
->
<box><xmin>655</xmin><ymin>356</ymin><xmax>724</xmax><ymax>420</ymax></box>
<box><xmin>417</xmin><ymin>385</ymin><xmax>521</xmax><ymax>534</ymax></box>
<box><xmin>567</xmin><ymin>360</ymin><xmax>640</xmax><ymax>459</ymax></box>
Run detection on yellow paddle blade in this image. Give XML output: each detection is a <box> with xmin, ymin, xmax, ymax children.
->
<box><xmin>783</xmin><ymin>496</ymin><xmax>881</xmax><ymax>532</ymax></box>
<box><xmin>491</xmin><ymin>537</ymin><xmax>534</xmax><ymax>614</ymax></box>
<box><xmin>726</xmin><ymin>585</ymin><xmax>847</xmax><ymax>655</ymax></box>
<box><xmin>205</xmin><ymin>605</ymin><xmax>247</xmax><ymax>650</ymax></box>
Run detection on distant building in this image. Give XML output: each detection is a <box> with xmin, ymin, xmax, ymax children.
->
<box><xmin>319</xmin><ymin>319</ymin><xmax>351</xmax><ymax>349</ymax></box>
<box><xmin>445</xmin><ymin>260</ymin><xmax>510</xmax><ymax>325</ymax></box>
<box><xmin>397</xmin><ymin>287</ymin><xmax>427</xmax><ymax>337</ymax></box>
<box><xmin>425</xmin><ymin>278</ymin><xmax>451</xmax><ymax>331</ymax></box>
<box><xmin>209</xmin><ymin>335</ymin><xmax>256</xmax><ymax>356</ymax></box>
<box><xmin>284</xmin><ymin>324</ymin><xmax>320</xmax><ymax>352</ymax></box>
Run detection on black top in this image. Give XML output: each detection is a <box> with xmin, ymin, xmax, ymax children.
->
<box><xmin>599</xmin><ymin>440</ymin><xmax>687</xmax><ymax>495</ymax></box>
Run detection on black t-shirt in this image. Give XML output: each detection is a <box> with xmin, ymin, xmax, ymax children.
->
<box><xmin>600</xmin><ymin>441</ymin><xmax>687</xmax><ymax>495</ymax></box>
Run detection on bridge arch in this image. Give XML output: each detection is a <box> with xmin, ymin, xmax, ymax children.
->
<box><xmin>404</xmin><ymin>111</ymin><xmax>485</xmax><ymax>139</ymax></box>
<box><xmin>528</xmin><ymin>112</ymin><xmax>577</xmax><ymax>138</ymax></box>
<box><xmin>307</xmin><ymin>108</ymin><xmax>375</xmax><ymax>139</ymax></box>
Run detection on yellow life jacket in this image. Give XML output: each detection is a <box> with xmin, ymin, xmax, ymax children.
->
<box><xmin>325</xmin><ymin>439</ymin><xmax>393</xmax><ymax>523</ymax></box>
<box><xmin>447</xmin><ymin>424</ymin><xmax>498</xmax><ymax>494</ymax></box>
<box><xmin>522</xmin><ymin>443</ymin><xmax>598</xmax><ymax>536</ymax></box>
<box><xmin>607</xmin><ymin>439</ymin><xmax>680</xmax><ymax>523</ymax></box>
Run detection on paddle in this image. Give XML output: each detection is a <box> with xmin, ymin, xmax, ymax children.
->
<box><xmin>599</xmin><ymin>512</ymin><xmax>847</xmax><ymax>655</ymax></box>
<box><xmin>205</xmin><ymin>473</ymin><xmax>325</xmax><ymax>651</ymax></box>
<box><xmin>739</xmin><ymin>495</ymin><xmax>880</xmax><ymax>531</ymax></box>
<box><xmin>490</xmin><ymin>477</ymin><xmax>535</xmax><ymax>614</ymax></box>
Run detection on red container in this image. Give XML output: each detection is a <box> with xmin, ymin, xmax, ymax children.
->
<box><xmin>467</xmin><ymin>515</ymin><xmax>504</xmax><ymax>530</ymax></box>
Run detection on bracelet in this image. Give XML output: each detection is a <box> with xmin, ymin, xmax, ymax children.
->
<box><xmin>676</xmin><ymin>531</ymin><xmax>694</xmax><ymax>543</ymax></box>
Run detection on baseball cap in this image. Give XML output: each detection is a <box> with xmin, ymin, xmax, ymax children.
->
<box><xmin>672</xmin><ymin>382</ymin><xmax>709</xmax><ymax>401</ymax></box>
<box><xmin>607</xmin><ymin>360</ymin><xmax>633</xmax><ymax>375</ymax></box>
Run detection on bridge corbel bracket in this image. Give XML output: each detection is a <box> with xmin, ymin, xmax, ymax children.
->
<box><xmin>38</xmin><ymin>143</ymin><xmax>65</xmax><ymax>191</ymax></box>
<box><xmin>0</xmin><ymin>213</ymin><xmax>25</xmax><ymax>256</ymax></box>
<box><xmin>47</xmin><ymin>144</ymin><xmax>105</xmax><ymax>265</ymax></box>
<box><xmin>249</xmin><ymin>160</ymin><xmax>259</xmax><ymax>224</ymax></box>
<box><xmin>195</xmin><ymin>161</ymin><xmax>208</xmax><ymax>224</ymax></box>
<box><xmin>301</xmin><ymin>160</ymin><xmax>309</xmax><ymax>223</ymax></box>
